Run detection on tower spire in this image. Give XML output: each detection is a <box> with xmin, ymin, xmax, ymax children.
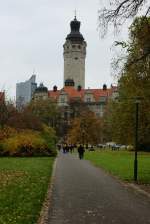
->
<box><xmin>74</xmin><ymin>9</ymin><xmax>77</xmax><ymax>20</ymax></box>
<box><xmin>33</xmin><ymin>68</ymin><xmax>36</xmax><ymax>75</ymax></box>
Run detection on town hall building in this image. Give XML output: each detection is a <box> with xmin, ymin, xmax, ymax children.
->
<box><xmin>33</xmin><ymin>16</ymin><xmax>117</xmax><ymax>117</ymax></box>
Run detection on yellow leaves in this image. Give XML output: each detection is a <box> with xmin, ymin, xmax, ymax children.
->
<box><xmin>0</xmin><ymin>126</ymin><xmax>17</xmax><ymax>141</ymax></box>
<box><xmin>3</xmin><ymin>130</ymin><xmax>45</xmax><ymax>154</ymax></box>
<box><xmin>0</xmin><ymin>125</ymin><xmax>57</xmax><ymax>156</ymax></box>
<box><xmin>0</xmin><ymin>171</ymin><xmax>27</xmax><ymax>187</ymax></box>
<box><xmin>67</xmin><ymin>111</ymin><xmax>103</xmax><ymax>144</ymax></box>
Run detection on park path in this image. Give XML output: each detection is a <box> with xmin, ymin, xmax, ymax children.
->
<box><xmin>48</xmin><ymin>152</ymin><xmax>150</xmax><ymax>224</ymax></box>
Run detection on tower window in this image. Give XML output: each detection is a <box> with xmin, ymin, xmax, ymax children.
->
<box><xmin>78</xmin><ymin>45</ymin><xmax>81</xmax><ymax>49</ymax></box>
<box><xmin>61</xmin><ymin>97</ymin><xmax>65</xmax><ymax>103</ymax></box>
<box><xmin>86</xmin><ymin>98</ymin><xmax>91</xmax><ymax>102</ymax></box>
<box><xmin>75</xmin><ymin>57</ymin><xmax>78</xmax><ymax>60</ymax></box>
<box><xmin>72</xmin><ymin>45</ymin><xmax>75</xmax><ymax>48</ymax></box>
<box><xmin>100</xmin><ymin>96</ymin><xmax>106</xmax><ymax>102</ymax></box>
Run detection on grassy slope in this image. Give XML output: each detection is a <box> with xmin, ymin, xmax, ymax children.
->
<box><xmin>0</xmin><ymin>157</ymin><xmax>54</xmax><ymax>224</ymax></box>
<box><xmin>84</xmin><ymin>150</ymin><xmax>150</xmax><ymax>183</ymax></box>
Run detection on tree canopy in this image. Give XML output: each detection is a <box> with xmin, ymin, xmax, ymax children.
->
<box><xmin>28</xmin><ymin>98</ymin><xmax>60</xmax><ymax>128</ymax></box>
<box><xmin>104</xmin><ymin>17</ymin><xmax>150</xmax><ymax>150</ymax></box>
<box><xmin>67</xmin><ymin>110</ymin><xmax>103</xmax><ymax>145</ymax></box>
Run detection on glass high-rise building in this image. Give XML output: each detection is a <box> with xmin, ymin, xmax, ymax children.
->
<box><xmin>16</xmin><ymin>75</ymin><xmax>37</xmax><ymax>109</ymax></box>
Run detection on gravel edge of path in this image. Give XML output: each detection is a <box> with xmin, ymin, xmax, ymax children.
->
<box><xmin>127</xmin><ymin>183</ymin><xmax>150</xmax><ymax>199</ymax></box>
<box><xmin>37</xmin><ymin>157</ymin><xmax>57</xmax><ymax>224</ymax></box>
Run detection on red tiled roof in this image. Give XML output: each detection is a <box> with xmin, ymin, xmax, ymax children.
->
<box><xmin>63</xmin><ymin>86</ymin><xmax>85</xmax><ymax>98</ymax></box>
<box><xmin>48</xmin><ymin>90</ymin><xmax>61</xmax><ymax>100</ymax></box>
<box><xmin>48</xmin><ymin>86</ymin><xmax>117</xmax><ymax>102</ymax></box>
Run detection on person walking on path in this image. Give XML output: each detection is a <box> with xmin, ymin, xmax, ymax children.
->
<box><xmin>77</xmin><ymin>144</ymin><xmax>85</xmax><ymax>159</ymax></box>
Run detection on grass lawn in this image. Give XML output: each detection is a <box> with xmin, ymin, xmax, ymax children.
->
<box><xmin>84</xmin><ymin>150</ymin><xmax>150</xmax><ymax>183</ymax></box>
<box><xmin>0</xmin><ymin>157</ymin><xmax>54</xmax><ymax>224</ymax></box>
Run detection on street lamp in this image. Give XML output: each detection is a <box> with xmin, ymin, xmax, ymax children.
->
<box><xmin>117</xmin><ymin>96</ymin><xmax>141</xmax><ymax>181</ymax></box>
<box><xmin>134</xmin><ymin>98</ymin><xmax>140</xmax><ymax>182</ymax></box>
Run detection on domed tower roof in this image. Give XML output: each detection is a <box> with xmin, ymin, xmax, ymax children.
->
<box><xmin>66</xmin><ymin>16</ymin><xmax>84</xmax><ymax>42</ymax></box>
<box><xmin>35</xmin><ymin>83</ymin><xmax>48</xmax><ymax>93</ymax></box>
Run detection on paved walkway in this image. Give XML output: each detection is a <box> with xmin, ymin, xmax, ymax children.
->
<box><xmin>48</xmin><ymin>152</ymin><xmax>150</xmax><ymax>224</ymax></box>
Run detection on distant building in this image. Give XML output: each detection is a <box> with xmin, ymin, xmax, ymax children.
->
<box><xmin>34</xmin><ymin>83</ymin><xmax>117</xmax><ymax>118</ymax></box>
<box><xmin>16</xmin><ymin>75</ymin><xmax>37</xmax><ymax>109</ymax></box>
<box><xmin>33</xmin><ymin>17</ymin><xmax>118</xmax><ymax>118</ymax></box>
<box><xmin>32</xmin><ymin>16</ymin><xmax>118</xmax><ymax>139</ymax></box>
<box><xmin>34</xmin><ymin>83</ymin><xmax>48</xmax><ymax>101</ymax></box>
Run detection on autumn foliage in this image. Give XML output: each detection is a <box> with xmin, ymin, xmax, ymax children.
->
<box><xmin>103</xmin><ymin>17</ymin><xmax>150</xmax><ymax>151</ymax></box>
<box><xmin>67</xmin><ymin>111</ymin><xmax>103</xmax><ymax>145</ymax></box>
<box><xmin>0</xmin><ymin>100</ymin><xmax>57</xmax><ymax>156</ymax></box>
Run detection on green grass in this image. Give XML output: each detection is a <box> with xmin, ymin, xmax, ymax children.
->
<box><xmin>84</xmin><ymin>150</ymin><xmax>150</xmax><ymax>183</ymax></box>
<box><xmin>0</xmin><ymin>157</ymin><xmax>54</xmax><ymax>224</ymax></box>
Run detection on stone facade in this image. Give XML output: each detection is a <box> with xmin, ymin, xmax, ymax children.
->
<box><xmin>47</xmin><ymin>85</ymin><xmax>118</xmax><ymax>118</ymax></box>
<box><xmin>33</xmin><ymin>83</ymin><xmax>48</xmax><ymax>101</ymax></box>
<box><xmin>63</xmin><ymin>17</ymin><xmax>86</xmax><ymax>89</ymax></box>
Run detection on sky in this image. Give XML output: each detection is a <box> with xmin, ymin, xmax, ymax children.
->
<box><xmin>0</xmin><ymin>0</ymin><xmax>129</xmax><ymax>99</ymax></box>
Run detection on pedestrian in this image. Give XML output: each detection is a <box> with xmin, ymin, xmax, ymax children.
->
<box><xmin>70</xmin><ymin>144</ymin><xmax>74</xmax><ymax>153</ymax></box>
<box><xmin>77</xmin><ymin>144</ymin><xmax>85</xmax><ymax>160</ymax></box>
<box><xmin>63</xmin><ymin>144</ymin><xmax>66</xmax><ymax>153</ymax></box>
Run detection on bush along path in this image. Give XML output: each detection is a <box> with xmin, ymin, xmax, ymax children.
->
<box><xmin>48</xmin><ymin>152</ymin><xmax>150</xmax><ymax>224</ymax></box>
<box><xmin>0</xmin><ymin>125</ymin><xmax>57</xmax><ymax>157</ymax></box>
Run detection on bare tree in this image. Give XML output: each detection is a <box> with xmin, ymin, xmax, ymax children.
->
<box><xmin>98</xmin><ymin>0</ymin><xmax>150</xmax><ymax>37</ymax></box>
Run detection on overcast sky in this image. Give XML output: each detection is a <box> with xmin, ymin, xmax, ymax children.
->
<box><xmin>0</xmin><ymin>0</ymin><xmax>129</xmax><ymax>99</ymax></box>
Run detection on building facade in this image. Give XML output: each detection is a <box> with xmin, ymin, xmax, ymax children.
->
<box><xmin>33</xmin><ymin>83</ymin><xmax>48</xmax><ymax>101</ymax></box>
<box><xmin>16</xmin><ymin>75</ymin><xmax>37</xmax><ymax>109</ymax></box>
<box><xmin>33</xmin><ymin>17</ymin><xmax>117</xmax><ymax>118</ymax></box>
<box><xmin>33</xmin><ymin>82</ymin><xmax>117</xmax><ymax>119</ymax></box>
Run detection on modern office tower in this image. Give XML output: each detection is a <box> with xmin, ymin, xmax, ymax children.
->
<box><xmin>16</xmin><ymin>75</ymin><xmax>37</xmax><ymax>109</ymax></box>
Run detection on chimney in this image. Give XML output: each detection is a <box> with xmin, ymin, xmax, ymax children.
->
<box><xmin>77</xmin><ymin>85</ymin><xmax>82</xmax><ymax>91</ymax></box>
<box><xmin>53</xmin><ymin>85</ymin><xmax>57</xmax><ymax>92</ymax></box>
<box><xmin>103</xmin><ymin>84</ymin><xmax>107</xmax><ymax>91</ymax></box>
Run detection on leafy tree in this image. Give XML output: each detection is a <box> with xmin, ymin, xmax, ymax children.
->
<box><xmin>0</xmin><ymin>101</ymin><xmax>7</xmax><ymax>128</ymax></box>
<box><xmin>104</xmin><ymin>17</ymin><xmax>150</xmax><ymax>150</ymax></box>
<box><xmin>27</xmin><ymin>98</ymin><xmax>60</xmax><ymax>128</ymax></box>
<box><xmin>67</xmin><ymin>111</ymin><xmax>103</xmax><ymax>145</ymax></box>
<box><xmin>69</xmin><ymin>98</ymin><xmax>89</xmax><ymax>118</ymax></box>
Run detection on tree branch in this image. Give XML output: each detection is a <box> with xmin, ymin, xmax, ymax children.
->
<box><xmin>98</xmin><ymin>0</ymin><xmax>149</xmax><ymax>37</ymax></box>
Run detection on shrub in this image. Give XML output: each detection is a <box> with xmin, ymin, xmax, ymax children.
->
<box><xmin>0</xmin><ymin>142</ymin><xmax>9</xmax><ymax>156</ymax></box>
<box><xmin>0</xmin><ymin>142</ymin><xmax>4</xmax><ymax>155</ymax></box>
<box><xmin>0</xmin><ymin>126</ymin><xmax>17</xmax><ymax>140</ymax></box>
<box><xmin>2</xmin><ymin>130</ymin><xmax>57</xmax><ymax>157</ymax></box>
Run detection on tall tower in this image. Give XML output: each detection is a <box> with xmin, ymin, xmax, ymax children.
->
<box><xmin>63</xmin><ymin>16</ymin><xmax>87</xmax><ymax>89</ymax></box>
